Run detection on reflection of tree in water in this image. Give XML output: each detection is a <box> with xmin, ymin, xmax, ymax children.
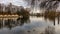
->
<box><xmin>17</xmin><ymin>16</ymin><xmax>30</xmax><ymax>26</ymax></box>
<box><xmin>44</xmin><ymin>16</ymin><xmax>55</xmax><ymax>25</ymax></box>
<box><xmin>0</xmin><ymin>16</ymin><xmax>30</xmax><ymax>29</ymax></box>
<box><xmin>44</xmin><ymin>15</ymin><xmax>60</xmax><ymax>26</ymax></box>
<box><xmin>0</xmin><ymin>23</ymin><xmax>2</xmax><ymax>28</ymax></box>
<box><xmin>45</xmin><ymin>26</ymin><xmax>55</xmax><ymax>34</ymax></box>
<box><xmin>4</xmin><ymin>19</ymin><xmax>17</xmax><ymax>30</ymax></box>
<box><xmin>41</xmin><ymin>26</ymin><xmax>55</xmax><ymax>34</ymax></box>
<box><xmin>0</xmin><ymin>20</ymin><xmax>3</xmax><ymax>29</ymax></box>
<box><xmin>5</xmin><ymin>19</ymin><xmax>12</xmax><ymax>30</ymax></box>
<box><xmin>4</xmin><ymin>16</ymin><xmax>30</xmax><ymax>29</ymax></box>
<box><xmin>44</xmin><ymin>16</ymin><xmax>55</xmax><ymax>21</ymax></box>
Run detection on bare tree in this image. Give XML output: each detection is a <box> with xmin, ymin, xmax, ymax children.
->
<box><xmin>40</xmin><ymin>0</ymin><xmax>59</xmax><ymax>11</ymax></box>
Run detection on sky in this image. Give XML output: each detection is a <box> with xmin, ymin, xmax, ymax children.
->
<box><xmin>0</xmin><ymin>0</ymin><xmax>39</xmax><ymax>13</ymax></box>
<box><xmin>0</xmin><ymin>0</ymin><xmax>60</xmax><ymax>12</ymax></box>
<box><xmin>0</xmin><ymin>0</ymin><xmax>27</xmax><ymax>7</ymax></box>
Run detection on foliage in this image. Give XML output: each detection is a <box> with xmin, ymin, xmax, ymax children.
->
<box><xmin>17</xmin><ymin>7</ymin><xmax>30</xmax><ymax>18</ymax></box>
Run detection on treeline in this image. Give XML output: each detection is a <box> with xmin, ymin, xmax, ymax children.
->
<box><xmin>0</xmin><ymin>3</ymin><xmax>30</xmax><ymax>18</ymax></box>
<box><xmin>0</xmin><ymin>7</ymin><xmax>30</xmax><ymax>18</ymax></box>
<box><xmin>16</xmin><ymin>7</ymin><xmax>30</xmax><ymax>18</ymax></box>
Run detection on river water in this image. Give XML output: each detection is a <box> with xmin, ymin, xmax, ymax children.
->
<box><xmin>0</xmin><ymin>16</ymin><xmax>60</xmax><ymax>34</ymax></box>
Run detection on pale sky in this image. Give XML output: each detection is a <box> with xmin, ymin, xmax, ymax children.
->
<box><xmin>0</xmin><ymin>0</ymin><xmax>27</xmax><ymax>7</ymax></box>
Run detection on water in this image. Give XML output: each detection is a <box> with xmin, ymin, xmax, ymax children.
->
<box><xmin>0</xmin><ymin>16</ymin><xmax>60</xmax><ymax>34</ymax></box>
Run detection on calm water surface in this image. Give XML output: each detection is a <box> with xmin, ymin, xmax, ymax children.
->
<box><xmin>0</xmin><ymin>16</ymin><xmax>60</xmax><ymax>34</ymax></box>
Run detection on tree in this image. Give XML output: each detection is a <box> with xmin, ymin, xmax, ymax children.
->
<box><xmin>17</xmin><ymin>7</ymin><xmax>30</xmax><ymax>18</ymax></box>
<box><xmin>40</xmin><ymin>1</ymin><xmax>59</xmax><ymax>11</ymax></box>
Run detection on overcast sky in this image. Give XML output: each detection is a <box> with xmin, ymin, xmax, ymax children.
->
<box><xmin>0</xmin><ymin>0</ymin><xmax>60</xmax><ymax>12</ymax></box>
<box><xmin>0</xmin><ymin>0</ymin><xmax>28</xmax><ymax>7</ymax></box>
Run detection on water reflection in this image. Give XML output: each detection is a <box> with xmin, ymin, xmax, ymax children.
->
<box><xmin>0</xmin><ymin>16</ymin><xmax>60</xmax><ymax>34</ymax></box>
<box><xmin>0</xmin><ymin>16</ymin><xmax>30</xmax><ymax>30</ymax></box>
<box><xmin>5</xmin><ymin>19</ymin><xmax>15</xmax><ymax>30</ymax></box>
<box><xmin>40</xmin><ymin>26</ymin><xmax>55</xmax><ymax>34</ymax></box>
<box><xmin>44</xmin><ymin>26</ymin><xmax>55</xmax><ymax>34</ymax></box>
<box><xmin>44</xmin><ymin>16</ymin><xmax>60</xmax><ymax>26</ymax></box>
<box><xmin>17</xmin><ymin>16</ymin><xmax>30</xmax><ymax>26</ymax></box>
